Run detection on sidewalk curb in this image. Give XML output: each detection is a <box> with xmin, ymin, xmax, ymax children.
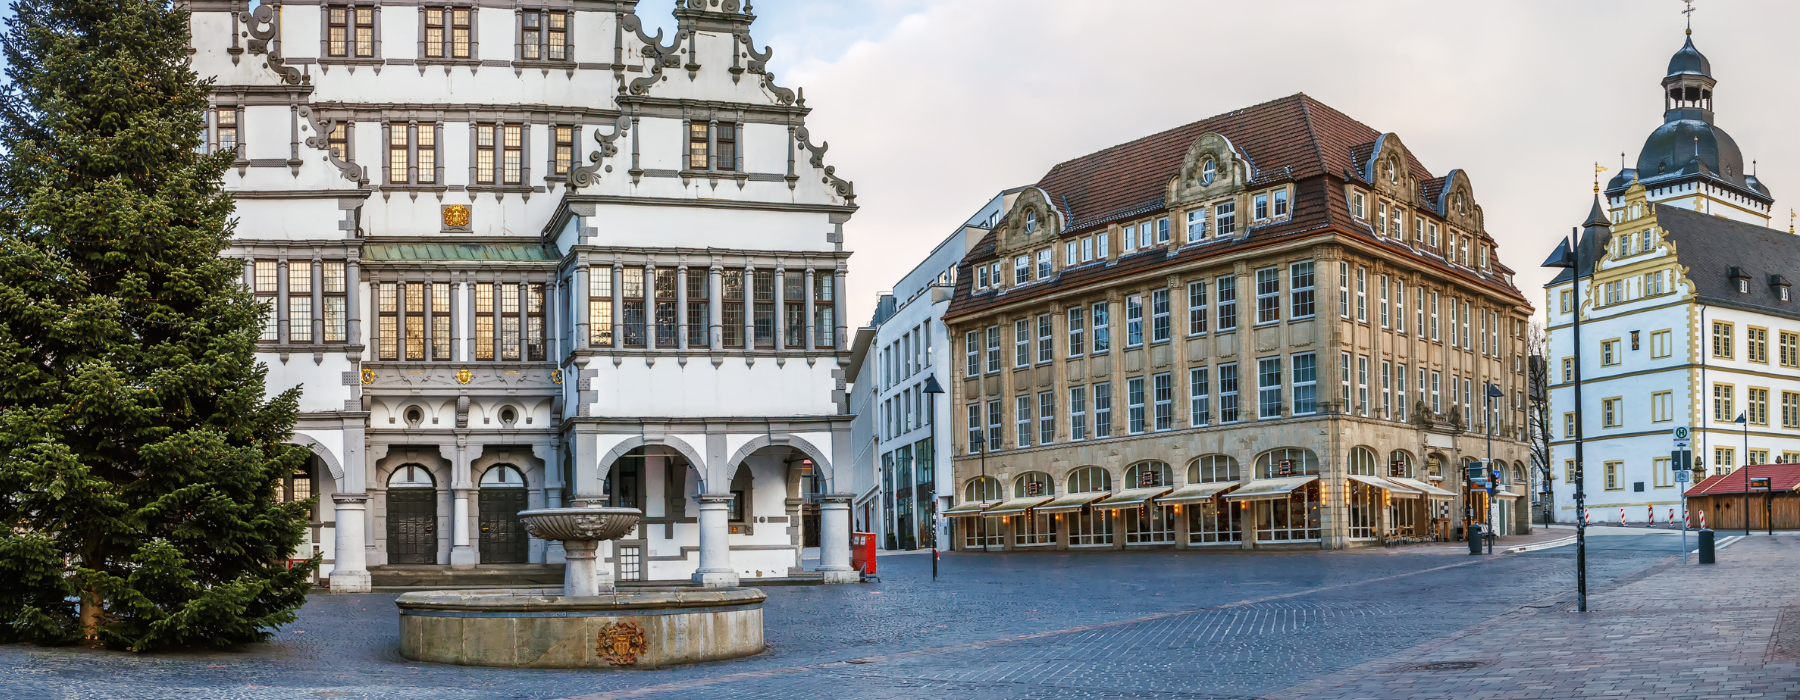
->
<box><xmin>1503</xmin><ymin>535</ymin><xmax>1577</xmax><ymax>554</ymax></box>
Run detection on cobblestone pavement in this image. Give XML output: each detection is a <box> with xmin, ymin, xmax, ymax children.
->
<box><xmin>0</xmin><ymin>531</ymin><xmax>1741</xmax><ymax>700</ymax></box>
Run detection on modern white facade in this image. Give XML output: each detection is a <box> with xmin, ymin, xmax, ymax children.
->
<box><xmin>1546</xmin><ymin>31</ymin><xmax>1800</xmax><ymax>524</ymax></box>
<box><xmin>847</xmin><ymin>192</ymin><xmax>1016</xmax><ymax>550</ymax></box>
<box><xmin>189</xmin><ymin>0</ymin><xmax>859</xmax><ymax>590</ymax></box>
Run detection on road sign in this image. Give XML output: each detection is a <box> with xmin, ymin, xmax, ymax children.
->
<box><xmin>1672</xmin><ymin>449</ymin><xmax>1694</xmax><ymax>472</ymax></box>
<box><xmin>1751</xmin><ymin>476</ymin><xmax>1773</xmax><ymax>490</ymax></box>
<box><xmin>1675</xmin><ymin>469</ymin><xmax>1691</xmax><ymax>483</ymax></box>
<box><xmin>1673</xmin><ymin>426</ymin><xmax>1691</xmax><ymax>441</ymax></box>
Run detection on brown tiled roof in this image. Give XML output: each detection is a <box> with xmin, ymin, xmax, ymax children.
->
<box><xmin>944</xmin><ymin>94</ymin><xmax>1529</xmax><ymax>322</ymax></box>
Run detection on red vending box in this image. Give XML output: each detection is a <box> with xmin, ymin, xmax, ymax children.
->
<box><xmin>850</xmin><ymin>532</ymin><xmax>876</xmax><ymax>576</ymax></box>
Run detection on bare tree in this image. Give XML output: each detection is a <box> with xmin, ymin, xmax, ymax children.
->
<box><xmin>1527</xmin><ymin>322</ymin><xmax>1554</xmax><ymax>526</ymax></box>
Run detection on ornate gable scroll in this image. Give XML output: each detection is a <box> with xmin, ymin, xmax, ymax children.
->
<box><xmin>994</xmin><ymin>188</ymin><xmax>1061</xmax><ymax>259</ymax></box>
<box><xmin>1437</xmin><ymin>169</ymin><xmax>1483</xmax><ymax>232</ymax></box>
<box><xmin>1172</xmin><ymin>132</ymin><xmax>1249</xmax><ymax>206</ymax></box>
<box><xmin>1365</xmin><ymin>133</ymin><xmax>1415</xmax><ymax>203</ymax></box>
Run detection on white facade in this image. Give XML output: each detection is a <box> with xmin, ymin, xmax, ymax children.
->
<box><xmin>848</xmin><ymin>193</ymin><xmax>1014</xmax><ymax>550</ymax></box>
<box><xmin>191</xmin><ymin>0</ymin><xmax>859</xmax><ymax>590</ymax></box>
<box><xmin>1547</xmin><ymin>33</ymin><xmax>1800</xmax><ymax>524</ymax></box>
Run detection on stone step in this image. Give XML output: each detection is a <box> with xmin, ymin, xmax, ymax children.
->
<box><xmin>369</xmin><ymin>564</ymin><xmax>565</xmax><ymax>590</ymax></box>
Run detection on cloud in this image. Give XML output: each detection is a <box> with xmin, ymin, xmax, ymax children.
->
<box><xmin>759</xmin><ymin>0</ymin><xmax>1800</xmax><ymax>324</ymax></box>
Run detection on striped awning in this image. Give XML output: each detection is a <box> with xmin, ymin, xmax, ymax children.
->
<box><xmin>1222</xmin><ymin>476</ymin><xmax>1319</xmax><ymax>502</ymax></box>
<box><xmin>1091</xmin><ymin>487</ymin><xmax>1174</xmax><ymax>510</ymax></box>
<box><xmin>1156</xmin><ymin>482</ymin><xmax>1241</xmax><ymax>504</ymax></box>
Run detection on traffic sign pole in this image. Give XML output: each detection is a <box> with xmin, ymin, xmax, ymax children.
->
<box><xmin>1674</xmin><ymin>426</ymin><xmax>1691</xmax><ymax>564</ymax></box>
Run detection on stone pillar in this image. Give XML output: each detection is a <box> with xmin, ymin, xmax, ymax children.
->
<box><xmin>560</xmin><ymin>540</ymin><xmax>608</xmax><ymax>596</ymax></box>
<box><xmin>574</xmin><ymin>259</ymin><xmax>589</xmax><ymax>349</ymax></box>
<box><xmin>276</xmin><ymin>257</ymin><xmax>290</xmax><ymax>345</ymax></box>
<box><xmin>644</xmin><ymin>262</ymin><xmax>657</xmax><ymax>351</ymax></box>
<box><xmin>693</xmin><ymin>493</ymin><xmax>738</xmax><ymax>588</ymax></box>
<box><xmin>450</xmin><ymin>442</ymin><xmax>476</xmax><ymax>568</ymax></box>
<box><xmin>743</xmin><ymin>264</ymin><xmax>757</xmax><ymax>352</ymax></box>
<box><xmin>708</xmin><ymin>265</ymin><xmax>723</xmax><ymax>350</ymax></box>
<box><xmin>773</xmin><ymin>265</ymin><xmax>786</xmax><ymax>352</ymax></box>
<box><xmin>816</xmin><ymin>494</ymin><xmax>856</xmax><ymax>583</ymax></box>
<box><xmin>1242</xmin><ymin>501</ymin><xmax>1258</xmax><ymax>550</ymax></box>
<box><xmin>346</xmin><ymin>260</ymin><xmax>362</xmax><ymax>346</ymax></box>
<box><xmin>1174</xmin><ymin>503</ymin><xmax>1190</xmax><ymax>549</ymax></box>
<box><xmin>675</xmin><ymin>264</ymin><xmax>689</xmax><ymax>350</ymax></box>
<box><xmin>534</xmin><ymin>442</ymin><xmax>566</xmax><ymax>564</ymax></box>
<box><xmin>803</xmin><ymin>268</ymin><xmax>816</xmax><ymax>351</ymax></box>
<box><xmin>611</xmin><ymin>264</ymin><xmax>623</xmax><ymax>350</ymax></box>
<box><xmin>833</xmin><ymin>268</ymin><xmax>847</xmax><ymax>351</ymax></box>
<box><xmin>329</xmin><ymin>494</ymin><xmax>371</xmax><ymax>592</ymax></box>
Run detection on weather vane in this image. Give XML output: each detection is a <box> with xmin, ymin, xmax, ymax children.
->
<box><xmin>1594</xmin><ymin>162</ymin><xmax>1608</xmax><ymax>194</ymax></box>
<box><xmin>1684</xmin><ymin>0</ymin><xmax>1696</xmax><ymax>34</ymax></box>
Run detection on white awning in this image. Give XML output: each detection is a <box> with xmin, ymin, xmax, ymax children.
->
<box><xmin>1091</xmin><ymin>487</ymin><xmax>1174</xmax><ymax>510</ymax></box>
<box><xmin>943</xmin><ymin>501</ymin><xmax>994</xmax><ymax>518</ymax></box>
<box><xmin>1347</xmin><ymin>474</ymin><xmax>1422</xmax><ymax>499</ymax></box>
<box><xmin>1222</xmin><ymin>476</ymin><xmax>1319</xmax><ymax>502</ymax></box>
<box><xmin>1033</xmin><ymin>491</ymin><xmax>1110</xmax><ymax>514</ymax></box>
<box><xmin>1156</xmin><ymin>482</ymin><xmax>1241</xmax><ymax>504</ymax></box>
<box><xmin>982</xmin><ymin>496</ymin><xmax>1054</xmax><ymax>517</ymax></box>
<box><xmin>1389</xmin><ymin>477</ymin><xmax>1459</xmax><ymax>499</ymax></box>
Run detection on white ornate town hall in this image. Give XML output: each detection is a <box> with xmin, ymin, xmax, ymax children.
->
<box><xmin>188</xmin><ymin>0</ymin><xmax>858</xmax><ymax>591</ymax></box>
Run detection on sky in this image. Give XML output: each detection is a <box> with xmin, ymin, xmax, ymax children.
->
<box><xmin>631</xmin><ymin>0</ymin><xmax>1800</xmax><ymax>327</ymax></box>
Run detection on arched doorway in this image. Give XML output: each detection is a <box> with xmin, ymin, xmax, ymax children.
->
<box><xmin>386</xmin><ymin>464</ymin><xmax>438</xmax><ymax>565</ymax></box>
<box><xmin>479</xmin><ymin>464</ymin><xmax>529</xmax><ymax>564</ymax></box>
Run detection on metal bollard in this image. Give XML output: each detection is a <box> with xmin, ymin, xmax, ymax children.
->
<box><xmin>1697</xmin><ymin>529</ymin><xmax>1715</xmax><ymax>564</ymax></box>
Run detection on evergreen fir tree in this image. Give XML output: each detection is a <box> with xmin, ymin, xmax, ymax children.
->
<box><xmin>0</xmin><ymin>0</ymin><xmax>316</xmax><ymax>650</ymax></box>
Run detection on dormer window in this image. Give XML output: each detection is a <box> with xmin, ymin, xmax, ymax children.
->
<box><xmin>1200</xmin><ymin>159</ymin><xmax>1217</xmax><ymax>185</ymax></box>
<box><xmin>1273</xmin><ymin>189</ymin><xmax>1289</xmax><ymax>217</ymax></box>
<box><xmin>1385</xmin><ymin>158</ymin><xmax>1398</xmax><ymax>184</ymax></box>
<box><xmin>1772</xmin><ymin>275</ymin><xmax>1791</xmax><ymax>302</ymax></box>
<box><xmin>1730</xmin><ymin>267</ymin><xmax>1751</xmax><ymax>294</ymax></box>
<box><xmin>976</xmin><ymin>265</ymin><xmax>989</xmax><ymax>290</ymax></box>
<box><xmin>1351</xmin><ymin>190</ymin><xmax>1366</xmax><ymax>219</ymax></box>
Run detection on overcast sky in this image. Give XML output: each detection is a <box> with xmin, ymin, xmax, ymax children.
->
<box><xmin>633</xmin><ymin>0</ymin><xmax>1800</xmax><ymax>326</ymax></box>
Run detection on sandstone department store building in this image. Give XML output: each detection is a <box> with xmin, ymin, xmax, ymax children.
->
<box><xmin>942</xmin><ymin>95</ymin><xmax>1534</xmax><ymax>551</ymax></box>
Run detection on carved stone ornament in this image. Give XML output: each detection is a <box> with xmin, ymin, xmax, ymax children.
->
<box><xmin>596</xmin><ymin>621</ymin><xmax>647</xmax><ymax>666</ymax></box>
<box><xmin>360</xmin><ymin>368</ymin><xmax>376</xmax><ymax>385</ymax></box>
<box><xmin>442</xmin><ymin>204</ymin><xmax>471</xmax><ymax>230</ymax></box>
<box><xmin>455</xmin><ymin>368</ymin><xmax>473</xmax><ymax>385</ymax></box>
<box><xmin>1175</xmin><ymin>132</ymin><xmax>1247</xmax><ymax>205</ymax></box>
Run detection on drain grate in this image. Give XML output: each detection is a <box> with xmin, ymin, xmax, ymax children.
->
<box><xmin>1399</xmin><ymin>661</ymin><xmax>1486</xmax><ymax>672</ymax></box>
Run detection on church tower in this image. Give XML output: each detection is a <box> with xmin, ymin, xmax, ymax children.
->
<box><xmin>1603</xmin><ymin>27</ymin><xmax>1775</xmax><ymax>226</ymax></box>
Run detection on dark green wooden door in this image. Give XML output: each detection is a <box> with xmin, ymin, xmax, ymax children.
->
<box><xmin>479</xmin><ymin>487</ymin><xmax>529</xmax><ymax>564</ymax></box>
<box><xmin>386</xmin><ymin>489</ymin><xmax>437</xmax><ymax>565</ymax></box>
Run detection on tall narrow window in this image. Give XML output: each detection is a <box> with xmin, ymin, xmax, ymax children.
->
<box><xmin>1396</xmin><ymin>364</ymin><xmax>1408</xmax><ymax>421</ymax></box>
<box><xmin>1127</xmin><ymin>377</ymin><xmax>1146</xmax><ymax>434</ymax></box>
<box><xmin>521</xmin><ymin>12</ymin><xmax>540</xmax><ymax>60</ymax></box>
<box><xmin>1070</xmin><ymin>386</ymin><xmax>1088</xmax><ymax>441</ymax></box>
<box><xmin>1190</xmin><ymin>367</ymin><xmax>1210</xmax><ymax>426</ymax></box>
<box><xmin>322</xmin><ymin>261</ymin><xmax>347</xmax><ymax>343</ymax></box>
<box><xmin>1292</xmin><ymin>353</ymin><xmax>1317</xmax><ymax>415</ymax></box>
<box><xmin>499</xmin><ymin>283</ymin><xmax>521</xmax><ymax>360</ymax></box>
<box><xmin>254</xmin><ymin>261</ymin><xmax>279</xmax><ymax>342</ymax></box>
<box><xmin>1125</xmin><ymin>295</ymin><xmax>1143</xmax><ymax>347</ymax></box>
<box><xmin>721</xmin><ymin>270</ymin><xmax>745</xmax><ymax>349</ymax></box>
<box><xmin>752</xmin><ymin>270</ymin><xmax>774</xmax><ymax>349</ymax></box>
<box><xmin>554</xmin><ymin>126</ymin><xmax>574</xmax><ymax>176</ymax></box>
<box><xmin>501</xmin><ymin>125</ymin><xmax>521</xmax><ymax>185</ymax></box>
<box><xmin>1218</xmin><ymin>363</ymin><xmax>1239</xmax><ymax>423</ymax></box>
<box><xmin>1215</xmin><ymin>202</ymin><xmax>1236</xmax><ymax>236</ymax></box>
<box><xmin>1188</xmin><ymin>280</ymin><xmax>1208</xmax><ymax>335</ymax></box>
<box><xmin>432</xmin><ymin>282</ymin><xmax>451</xmax><ymax>360</ymax></box>
<box><xmin>784</xmin><ymin>271</ymin><xmax>805</xmax><ymax>348</ymax></box>
<box><xmin>1067</xmin><ymin>307</ymin><xmax>1085</xmax><ymax>357</ymax></box>
<box><xmin>1258</xmin><ymin>357</ymin><xmax>1283</xmax><ymax>419</ymax></box>
<box><xmin>377</xmin><ymin>282</ymin><xmax>397</xmax><ymax>359</ymax></box>
<box><xmin>1430</xmin><ymin>290</ymin><xmax>1440</xmax><ymax>341</ymax></box>
<box><xmin>1015</xmin><ymin>395</ymin><xmax>1032</xmax><ymax>448</ymax></box>
<box><xmin>475</xmin><ymin>282</ymin><xmax>495</xmax><ymax>360</ymax></box>
<box><xmin>687</xmin><ymin>269</ymin><xmax>708</xmax><ymax>347</ymax></box>
<box><xmin>328</xmin><ymin>8</ymin><xmax>349</xmax><ymax>56</ymax></box>
<box><xmin>475</xmin><ymin>125</ymin><xmax>495</xmax><ymax>184</ymax></box>
<box><xmin>1151</xmin><ymin>289</ymin><xmax>1170</xmax><ymax>343</ymax></box>
<box><xmin>987</xmin><ymin>399</ymin><xmax>1003</xmax><ymax>449</ymax></box>
<box><xmin>1380</xmin><ymin>360</ymin><xmax>1392</xmax><ymax>418</ymax></box>
<box><xmin>590</xmin><ymin>268</ymin><xmax>613</xmax><ymax>347</ymax></box>
<box><xmin>547</xmin><ymin>11</ymin><xmax>566</xmax><ymax>60</ymax></box>
<box><xmin>1355</xmin><ymin>266</ymin><xmax>1367</xmax><ymax>322</ymax></box>
<box><xmin>1217</xmin><ymin>276</ymin><xmax>1237</xmax><ymax>331</ymax></box>
<box><xmin>813</xmin><ymin>272</ymin><xmax>835</xmax><ymax>348</ymax></box>
<box><xmin>354</xmin><ymin>7</ymin><xmax>374</xmax><ymax>58</ymax></box>
<box><xmin>654</xmin><ymin>269</ymin><xmax>678</xmax><ymax>348</ymax></box>
<box><xmin>1153</xmin><ymin>373</ymin><xmax>1173</xmax><ymax>431</ymax></box>
<box><xmin>451</xmin><ymin>8</ymin><xmax>471</xmax><ymax>58</ymax></box>
<box><xmin>1037</xmin><ymin>314</ymin><xmax>1054</xmax><ymax>363</ymax></box>
<box><xmin>1379</xmin><ymin>275</ymin><xmax>1390</xmax><ymax>328</ymax></box>
<box><xmin>214</xmin><ymin>109</ymin><xmax>239</xmax><ymax>155</ymax></box>
<box><xmin>716</xmin><ymin>124</ymin><xmax>737</xmax><ymax>172</ymax></box>
<box><xmin>1014</xmin><ymin>319</ymin><xmax>1030</xmax><ymax>368</ymax></box>
<box><xmin>620</xmin><ymin>269</ymin><xmax>646</xmax><ymax>349</ymax></box>
<box><xmin>1039</xmin><ymin>392</ymin><xmax>1056</xmax><ymax>445</ymax></box>
<box><xmin>985</xmin><ymin>326</ymin><xmax>1000</xmax><ymax>373</ymax></box>
<box><xmin>1357</xmin><ymin>355</ymin><xmax>1369</xmax><ymax>416</ymax></box>
<box><xmin>417</xmin><ymin>124</ymin><xmax>437</xmax><ymax>183</ymax></box>
<box><xmin>1394</xmin><ymin>281</ymin><xmax>1406</xmax><ymax>335</ymax></box>
<box><xmin>288</xmin><ymin>261</ymin><xmax>313</xmax><ymax>344</ymax></box>
<box><xmin>1092</xmin><ymin>302</ymin><xmax>1110</xmax><ymax>353</ymax></box>
<box><xmin>1289</xmin><ymin>262</ymin><xmax>1314</xmax><ymax>318</ymax></box>
<box><xmin>423</xmin><ymin>8</ymin><xmax>444</xmax><ymax>58</ymax></box>
<box><xmin>404</xmin><ymin>282</ymin><xmax>425</xmax><ymax>361</ymax></box>
<box><xmin>1255</xmin><ymin>266</ymin><xmax>1280</xmax><ymax>324</ymax></box>
<box><xmin>688</xmin><ymin>123</ymin><xmax>709</xmax><ymax>170</ymax></box>
<box><xmin>388</xmin><ymin>125</ymin><xmax>408</xmax><ymax>184</ymax></box>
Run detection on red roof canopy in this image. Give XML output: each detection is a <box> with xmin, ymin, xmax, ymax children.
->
<box><xmin>1686</xmin><ymin>463</ymin><xmax>1800</xmax><ymax>496</ymax></box>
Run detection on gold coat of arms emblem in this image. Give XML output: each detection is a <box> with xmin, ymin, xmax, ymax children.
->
<box><xmin>596</xmin><ymin>621</ymin><xmax>647</xmax><ymax>666</ymax></box>
<box><xmin>455</xmin><ymin>368</ymin><xmax>472</xmax><ymax>384</ymax></box>
<box><xmin>442</xmin><ymin>204</ymin><xmax>471</xmax><ymax>228</ymax></box>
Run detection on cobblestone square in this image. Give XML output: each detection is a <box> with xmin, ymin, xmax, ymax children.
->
<box><xmin>5</xmin><ymin>532</ymin><xmax>1794</xmax><ymax>699</ymax></box>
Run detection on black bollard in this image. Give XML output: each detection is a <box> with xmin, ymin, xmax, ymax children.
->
<box><xmin>1697</xmin><ymin>529</ymin><xmax>1715</xmax><ymax>564</ymax></box>
<box><xmin>932</xmin><ymin>546</ymin><xmax>938</xmax><ymax>580</ymax></box>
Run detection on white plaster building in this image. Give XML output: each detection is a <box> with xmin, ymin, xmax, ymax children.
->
<box><xmin>1546</xmin><ymin>31</ymin><xmax>1800</xmax><ymax>524</ymax></box>
<box><xmin>846</xmin><ymin>192</ymin><xmax>1014</xmax><ymax>551</ymax></box>
<box><xmin>188</xmin><ymin>0</ymin><xmax>859</xmax><ymax>591</ymax></box>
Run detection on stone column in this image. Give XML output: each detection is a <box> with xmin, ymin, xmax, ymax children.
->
<box><xmin>311</xmin><ymin>255</ymin><xmax>324</xmax><ymax>344</ymax></box>
<box><xmin>708</xmin><ymin>265</ymin><xmax>722</xmax><ymax>350</ymax></box>
<box><xmin>803</xmin><ymin>268</ymin><xmax>817</xmax><ymax>351</ymax></box>
<box><xmin>693</xmin><ymin>493</ymin><xmax>738</xmax><ymax>587</ymax></box>
<box><xmin>675</xmin><ymin>264</ymin><xmax>689</xmax><ymax>350</ymax></box>
<box><xmin>773</xmin><ymin>265</ymin><xmax>786</xmax><ymax>352</ymax></box>
<box><xmin>450</xmin><ymin>442</ymin><xmax>476</xmax><ymax>568</ymax></box>
<box><xmin>276</xmin><ymin>257</ymin><xmax>290</xmax><ymax>345</ymax></box>
<box><xmin>816</xmin><ymin>494</ymin><xmax>856</xmax><ymax>583</ymax></box>
<box><xmin>329</xmin><ymin>494</ymin><xmax>372</xmax><ymax>592</ymax></box>
<box><xmin>644</xmin><ymin>262</ymin><xmax>657</xmax><ymax>351</ymax></box>
<box><xmin>574</xmin><ymin>258</ymin><xmax>590</xmax><ymax>349</ymax></box>
<box><xmin>833</xmin><ymin>267</ymin><xmax>847</xmax><ymax>351</ymax></box>
<box><xmin>743</xmin><ymin>264</ymin><xmax>757</xmax><ymax>352</ymax></box>
<box><xmin>346</xmin><ymin>260</ymin><xmax>362</xmax><ymax>346</ymax></box>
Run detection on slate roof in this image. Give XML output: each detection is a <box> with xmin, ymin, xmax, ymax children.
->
<box><xmin>945</xmin><ymin>94</ymin><xmax>1527</xmax><ymax>321</ymax></box>
<box><xmin>1656</xmin><ymin>204</ymin><xmax>1800</xmax><ymax>321</ymax></box>
<box><xmin>364</xmin><ymin>242</ymin><xmax>556</xmax><ymax>262</ymax></box>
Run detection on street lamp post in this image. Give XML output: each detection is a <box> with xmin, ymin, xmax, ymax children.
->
<box><xmin>1486</xmin><ymin>382</ymin><xmax>1505</xmax><ymax>552</ymax></box>
<box><xmin>1736</xmin><ymin>411</ymin><xmax>1749</xmax><ymax>536</ymax></box>
<box><xmin>1542</xmin><ymin>225</ymin><xmax>1589</xmax><ymax>612</ymax></box>
<box><xmin>921</xmin><ymin>375</ymin><xmax>945</xmax><ymax>580</ymax></box>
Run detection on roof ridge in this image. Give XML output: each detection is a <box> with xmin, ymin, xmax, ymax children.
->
<box><xmin>1297</xmin><ymin>94</ymin><xmax>1331</xmax><ymax>180</ymax></box>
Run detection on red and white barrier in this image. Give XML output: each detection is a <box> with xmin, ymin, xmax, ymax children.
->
<box><xmin>1669</xmin><ymin>507</ymin><xmax>1677</xmax><ymax>527</ymax></box>
<box><xmin>1699</xmin><ymin>511</ymin><xmax>1706</xmax><ymax>529</ymax></box>
<box><xmin>1583</xmin><ymin>509</ymin><xmax>1592</xmax><ymax>525</ymax></box>
<box><xmin>1647</xmin><ymin>505</ymin><xmax>1655</xmax><ymax>525</ymax></box>
<box><xmin>1620</xmin><ymin>508</ymin><xmax>1627</xmax><ymax>526</ymax></box>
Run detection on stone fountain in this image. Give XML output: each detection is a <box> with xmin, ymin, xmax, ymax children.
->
<box><xmin>396</xmin><ymin>500</ymin><xmax>766</xmax><ymax>669</ymax></box>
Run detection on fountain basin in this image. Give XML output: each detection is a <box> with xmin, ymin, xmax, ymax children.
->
<box><xmin>397</xmin><ymin>587</ymin><xmax>766</xmax><ymax>669</ymax></box>
<box><xmin>517</xmin><ymin>506</ymin><xmax>641</xmax><ymax>543</ymax></box>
